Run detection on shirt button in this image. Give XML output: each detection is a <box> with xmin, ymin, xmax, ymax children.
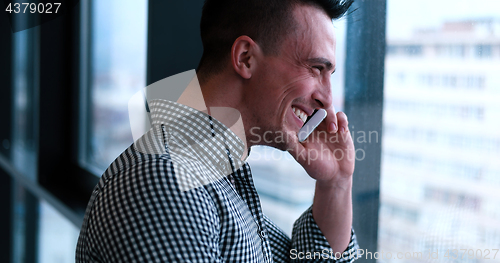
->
<box><xmin>259</xmin><ymin>230</ymin><xmax>266</xmax><ymax>238</ymax></box>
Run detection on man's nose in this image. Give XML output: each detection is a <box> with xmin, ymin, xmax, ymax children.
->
<box><xmin>311</xmin><ymin>78</ymin><xmax>333</xmax><ymax>109</ymax></box>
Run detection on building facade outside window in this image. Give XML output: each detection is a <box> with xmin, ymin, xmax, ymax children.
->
<box><xmin>380</xmin><ymin>0</ymin><xmax>500</xmax><ymax>261</ymax></box>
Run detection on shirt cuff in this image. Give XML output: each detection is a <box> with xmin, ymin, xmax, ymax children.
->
<box><xmin>291</xmin><ymin>205</ymin><xmax>360</xmax><ymax>262</ymax></box>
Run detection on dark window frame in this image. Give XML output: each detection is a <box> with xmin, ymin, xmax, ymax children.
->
<box><xmin>345</xmin><ymin>0</ymin><xmax>386</xmax><ymax>260</ymax></box>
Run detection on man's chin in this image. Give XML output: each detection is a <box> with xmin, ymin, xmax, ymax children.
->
<box><xmin>247</xmin><ymin>126</ymin><xmax>300</xmax><ymax>150</ymax></box>
<box><xmin>270</xmin><ymin>130</ymin><xmax>300</xmax><ymax>152</ymax></box>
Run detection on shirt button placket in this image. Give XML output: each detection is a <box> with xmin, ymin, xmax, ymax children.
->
<box><xmin>258</xmin><ymin>229</ymin><xmax>271</xmax><ymax>262</ymax></box>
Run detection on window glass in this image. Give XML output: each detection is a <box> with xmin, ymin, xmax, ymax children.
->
<box><xmin>37</xmin><ymin>200</ymin><xmax>80</xmax><ymax>263</ymax></box>
<box><xmin>88</xmin><ymin>0</ymin><xmax>148</xmax><ymax>171</ymax></box>
<box><xmin>381</xmin><ymin>0</ymin><xmax>500</xmax><ymax>260</ymax></box>
<box><xmin>12</xmin><ymin>183</ymin><xmax>29</xmax><ymax>263</ymax></box>
<box><xmin>248</xmin><ymin>19</ymin><xmax>348</xmax><ymax>234</ymax></box>
<box><xmin>11</xmin><ymin>183</ymin><xmax>39</xmax><ymax>263</ymax></box>
<box><xmin>11</xmin><ymin>19</ymin><xmax>38</xmax><ymax>179</ymax></box>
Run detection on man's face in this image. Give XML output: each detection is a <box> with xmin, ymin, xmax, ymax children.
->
<box><xmin>244</xmin><ymin>5</ymin><xmax>337</xmax><ymax>151</ymax></box>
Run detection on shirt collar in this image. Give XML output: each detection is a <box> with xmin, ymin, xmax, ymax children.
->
<box><xmin>146</xmin><ymin>99</ymin><xmax>247</xmax><ymax>191</ymax></box>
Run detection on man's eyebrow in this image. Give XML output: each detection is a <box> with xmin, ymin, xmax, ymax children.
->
<box><xmin>306</xmin><ymin>57</ymin><xmax>334</xmax><ymax>71</ymax></box>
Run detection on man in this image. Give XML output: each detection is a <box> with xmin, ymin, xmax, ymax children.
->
<box><xmin>77</xmin><ymin>0</ymin><xmax>359</xmax><ymax>262</ymax></box>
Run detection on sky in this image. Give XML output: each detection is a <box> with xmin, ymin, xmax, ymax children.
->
<box><xmin>386</xmin><ymin>0</ymin><xmax>500</xmax><ymax>39</ymax></box>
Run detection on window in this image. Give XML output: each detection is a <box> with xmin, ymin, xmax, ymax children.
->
<box><xmin>11</xmin><ymin>19</ymin><xmax>39</xmax><ymax>179</ymax></box>
<box><xmin>475</xmin><ymin>44</ymin><xmax>492</xmax><ymax>58</ymax></box>
<box><xmin>37</xmin><ymin>200</ymin><xmax>79</xmax><ymax>263</ymax></box>
<box><xmin>8</xmin><ymin>14</ymin><xmax>41</xmax><ymax>263</ymax></box>
<box><xmin>382</xmin><ymin>0</ymin><xmax>500</xmax><ymax>260</ymax></box>
<box><xmin>436</xmin><ymin>44</ymin><xmax>465</xmax><ymax>58</ymax></box>
<box><xmin>85</xmin><ymin>0</ymin><xmax>148</xmax><ymax>172</ymax></box>
<box><xmin>1</xmin><ymin>0</ymin><xmax>150</xmax><ymax>261</ymax></box>
<box><xmin>403</xmin><ymin>45</ymin><xmax>422</xmax><ymax>56</ymax></box>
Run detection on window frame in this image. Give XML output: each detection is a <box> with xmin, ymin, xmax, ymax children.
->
<box><xmin>344</xmin><ymin>0</ymin><xmax>386</xmax><ymax>259</ymax></box>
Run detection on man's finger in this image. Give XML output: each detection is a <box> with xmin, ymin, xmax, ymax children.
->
<box><xmin>324</xmin><ymin>106</ymin><xmax>337</xmax><ymax>133</ymax></box>
<box><xmin>336</xmin><ymin>111</ymin><xmax>349</xmax><ymax>134</ymax></box>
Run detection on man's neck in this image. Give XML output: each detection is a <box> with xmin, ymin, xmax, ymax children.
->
<box><xmin>176</xmin><ymin>72</ymin><xmax>249</xmax><ymax>160</ymax></box>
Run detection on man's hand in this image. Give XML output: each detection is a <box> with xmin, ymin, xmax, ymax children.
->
<box><xmin>290</xmin><ymin>107</ymin><xmax>355</xmax><ymax>184</ymax></box>
<box><xmin>289</xmin><ymin>106</ymin><xmax>355</xmax><ymax>255</ymax></box>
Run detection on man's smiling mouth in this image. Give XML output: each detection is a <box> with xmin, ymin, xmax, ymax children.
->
<box><xmin>292</xmin><ymin>106</ymin><xmax>308</xmax><ymax>124</ymax></box>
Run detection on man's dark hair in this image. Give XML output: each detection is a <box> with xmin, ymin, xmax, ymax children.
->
<box><xmin>197</xmin><ymin>0</ymin><xmax>354</xmax><ymax>80</ymax></box>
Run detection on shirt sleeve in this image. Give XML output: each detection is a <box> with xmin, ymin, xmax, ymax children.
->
<box><xmin>263</xmin><ymin>215</ymin><xmax>293</xmax><ymax>263</ymax></box>
<box><xmin>290</xmin><ymin>205</ymin><xmax>360</xmax><ymax>262</ymax></box>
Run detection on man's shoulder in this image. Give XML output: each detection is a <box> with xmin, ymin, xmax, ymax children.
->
<box><xmin>88</xmin><ymin>141</ymin><xmax>222</xmax><ymax>220</ymax></box>
<box><xmin>77</xmin><ymin>142</ymin><xmax>224</xmax><ymax>262</ymax></box>
<box><xmin>97</xmin><ymin>130</ymin><xmax>234</xmax><ymax>202</ymax></box>
<box><xmin>100</xmin><ymin>124</ymin><xmax>170</xmax><ymax>180</ymax></box>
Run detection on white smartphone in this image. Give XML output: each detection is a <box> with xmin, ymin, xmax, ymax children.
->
<box><xmin>298</xmin><ymin>109</ymin><xmax>327</xmax><ymax>142</ymax></box>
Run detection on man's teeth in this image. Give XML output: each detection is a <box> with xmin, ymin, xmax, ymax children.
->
<box><xmin>292</xmin><ymin>107</ymin><xmax>308</xmax><ymax>123</ymax></box>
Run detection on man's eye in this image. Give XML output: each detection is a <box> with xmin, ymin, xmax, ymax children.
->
<box><xmin>312</xmin><ymin>66</ymin><xmax>323</xmax><ymax>72</ymax></box>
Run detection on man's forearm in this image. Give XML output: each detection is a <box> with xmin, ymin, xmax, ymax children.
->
<box><xmin>312</xmin><ymin>177</ymin><xmax>353</xmax><ymax>255</ymax></box>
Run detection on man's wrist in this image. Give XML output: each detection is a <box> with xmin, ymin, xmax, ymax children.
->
<box><xmin>316</xmin><ymin>176</ymin><xmax>353</xmax><ymax>191</ymax></box>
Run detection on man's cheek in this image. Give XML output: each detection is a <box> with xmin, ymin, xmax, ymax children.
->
<box><xmin>285</xmin><ymin>73</ymin><xmax>316</xmax><ymax>88</ymax></box>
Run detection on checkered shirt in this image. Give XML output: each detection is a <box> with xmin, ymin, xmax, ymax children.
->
<box><xmin>76</xmin><ymin>99</ymin><xmax>360</xmax><ymax>262</ymax></box>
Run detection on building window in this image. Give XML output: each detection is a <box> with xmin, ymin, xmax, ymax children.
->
<box><xmin>475</xmin><ymin>44</ymin><xmax>492</xmax><ymax>58</ymax></box>
<box><xmin>404</xmin><ymin>45</ymin><xmax>422</xmax><ymax>56</ymax></box>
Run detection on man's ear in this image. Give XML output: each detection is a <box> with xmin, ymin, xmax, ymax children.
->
<box><xmin>231</xmin><ymin>36</ymin><xmax>260</xmax><ymax>79</ymax></box>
